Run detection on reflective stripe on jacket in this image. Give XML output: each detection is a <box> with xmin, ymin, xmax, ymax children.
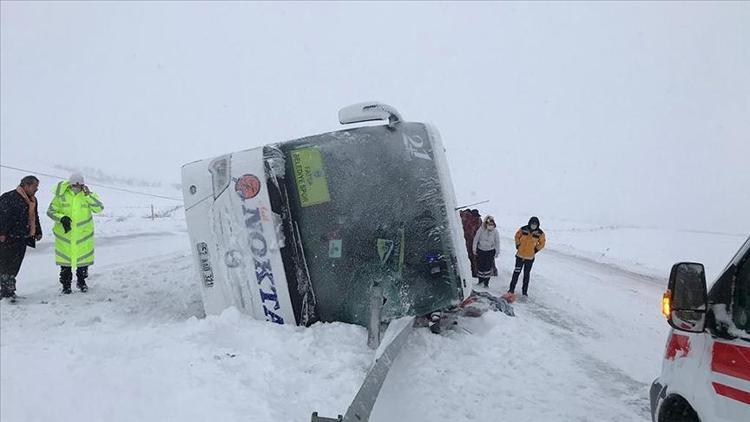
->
<box><xmin>46</xmin><ymin>181</ymin><xmax>103</xmax><ymax>268</ymax></box>
<box><xmin>515</xmin><ymin>225</ymin><xmax>546</xmax><ymax>260</ymax></box>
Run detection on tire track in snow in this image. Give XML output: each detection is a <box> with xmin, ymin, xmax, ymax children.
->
<box><xmin>543</xmin><ymin>247</ymin><xmax>664</xmax><ymax>287</ymax></box>
<box><xmin>521</xmin><ymin>297</ymin><xmax>651</xmax><ymax>418</ymax></box>
<box><xmin>510</xmin><ymin>245</ymin><xmax>667</xmax><ymax>419</ymax></box>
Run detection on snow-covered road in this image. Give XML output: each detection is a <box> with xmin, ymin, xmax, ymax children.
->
<box><xmin>372</xmin><ymin>238</ymin><xmax>667</xmax><ymax>422</ymax></box>
<box><xmin>1</xmin><ymin>228</ymin><xmax>675</xmax><ymax>422</ymax></box>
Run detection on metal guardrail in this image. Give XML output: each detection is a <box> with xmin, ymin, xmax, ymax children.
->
<box><xmin>311</xmin><ymin>316</ymin><xmax>415</xmax><ymax>422</ymax></box>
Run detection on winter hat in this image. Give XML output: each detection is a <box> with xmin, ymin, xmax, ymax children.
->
<box><xmin>69</xmin><ymin>173</ymin><xmax>85</xmax><ymax>185</ymax></box>
<box><xmin>528</xmin><ymin>216</ymin><xmax>540</xmax><ymax>227</ymax></box>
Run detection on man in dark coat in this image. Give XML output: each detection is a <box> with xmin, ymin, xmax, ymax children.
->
<box><xmin>0</xmin><ymin>175</ymin><xmax>43</xmax><ymax>300</ymax></box>
<box><xmin>460</xmin><ymin>209</ymin><xmax>483</xmax><ymax>277</ymax></box>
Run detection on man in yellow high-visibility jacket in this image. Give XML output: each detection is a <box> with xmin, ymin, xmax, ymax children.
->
<box><xmin>47</xmin><ymin>173</ymin><xmax>104</xmax><ymax>294</ymax></box>
<box><xmin>508</xmin><ymin>216</ymin><xmax>546</xmax><ymax>297</ymax></box>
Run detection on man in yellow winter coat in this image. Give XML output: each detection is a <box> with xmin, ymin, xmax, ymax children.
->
<box><xmin>47</xmin><ymin>173</ymin><xmax>103</xmax><ymax>294</ymax></box>
<box><xmin>508</xmin><ymin>216</ymin><xmax>546</xmax><ymax>297</ymax></box>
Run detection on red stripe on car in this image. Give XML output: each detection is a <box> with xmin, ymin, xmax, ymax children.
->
<box><xmin>712</xmin><ymin>382</ymin><xmax>750</xmax><ymax>405</ymax></box>
<box><xmin>712</xmin><ymin>342</ymin><xmax>750</xmax><ymax>382</ymax></box>
<box><xmin>665</xmin><ymin>333</ymin><xmax>691</xmax><ymax>360</ymax></box>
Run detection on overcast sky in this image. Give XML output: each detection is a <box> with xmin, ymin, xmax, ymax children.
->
<box><xmin>1</xmin><ymin>2</ymin><xmax>748</xmax><ymax>232</ymax></box>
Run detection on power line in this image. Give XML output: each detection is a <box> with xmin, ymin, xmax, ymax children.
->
<box><xmin>1</xmin><ymin>164</ymin><xmax>183</xmax><ymax>202</ymax></box>
<box><xmin>455</xmin><ymin>200</ymin><xmax>490</xmax><ymax>210</ymax></box>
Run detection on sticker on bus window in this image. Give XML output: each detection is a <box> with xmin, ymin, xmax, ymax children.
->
<box><xmin>377</xmin><ymin>239</ymin><xmax>394</xmax><ymax>264</ymax></box>
<box><xmin>328</xmin><ymin>239</ymin><xmax>342</xmax><ymax>258</ymax></box>
<box><xmin>291</xmin><ymin>148</ymin><xmax>331</xmax><ymax>207</ymax></box>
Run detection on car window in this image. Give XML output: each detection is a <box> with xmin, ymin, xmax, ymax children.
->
<box><xmin>732</xmin><ymin>255</ymin><xmax>750</xmax><ymax>336</ymax></box>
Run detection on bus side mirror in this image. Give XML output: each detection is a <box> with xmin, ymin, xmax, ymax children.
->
<box><xmin>664</xmin><ymin>262</ymin><xmax>708</xmax><ymax>333</ymax></box>
<box><xmin>338</xmin><ymin>102</ymin><xmax>402</xmax><ymax>127</ymax></box>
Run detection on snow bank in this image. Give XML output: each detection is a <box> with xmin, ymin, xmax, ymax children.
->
<box><xmin>2</xmin><ymin>305</ymin><xmax>372</xmax><ymax>422</ymax></box>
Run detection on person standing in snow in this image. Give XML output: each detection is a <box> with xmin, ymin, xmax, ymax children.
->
<box><xmin>508</xmin><ymin>216</ymin><xmax>546</xmax><ymax>297</ymax></box>
<box><xmin>472</xmin><ymin>215</ymin><xmax>500</xmax><ymax>287</ymax></box>
<box><xmin>47</xmin><ymin>173</ymin><xmax>103</xmax><ymax>294</ymax></box>
<box><xmin>0</xmin><ymin>176</ymin><xmax>43</xmax><ymax>300</ymax></box>
<box><xmin>460</xmin><ymin>208</ymin><xmax>483</xmax><ymax>277</ymax></box>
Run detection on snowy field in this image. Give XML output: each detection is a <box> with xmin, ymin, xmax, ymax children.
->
<box><xmin>1</xmin><ymin>167</ymin><xmax>748</xmax><ymax>422</ymax></box>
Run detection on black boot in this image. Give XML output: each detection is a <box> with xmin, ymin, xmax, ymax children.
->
<box><xmin>1</xmin><ymin>275</ymin><xmax>18</xmax><ymax>300</ymax></box>
<box><xmin>76</xmin><ymin>266</ymin><xmax>89</xmax><ymax>292</ymax></box>
<box><xmin>0</xmin><ymin>274</ymin><xmax>9</xmax><ymax>298</ymax></box>
<box><xmin>8</xmin><ymin>276</ymin><xmax>17</xmax><ymax>301</ymax></box>
<box><xmin>60</xmin><ymin>266</ymin><xmax>73</xmax><ymax>294</ymax></box>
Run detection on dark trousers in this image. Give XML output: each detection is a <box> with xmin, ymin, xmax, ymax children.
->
<box><xmin>476</xmin><ymin>249</ymin><xmax>496</xmax><ymax>285</ymax></box>
<box><xmin>0</xmin><ymin>239</ymin><xmax>27</xmax><ymax>297</ymax></box>
<box><xmin>509</xmin><ymin>256</ymin><xmax>534</xmax><ymax>295</ymax></box>
<box><xmin>60</xmin><ymin>266</ymin><xmax>89</xmax><ymax>286</ymax></box>
<box><xmin>0</xmin><ymin>239</ymin><xmax>27</xmax><ymax>277</ymax></box>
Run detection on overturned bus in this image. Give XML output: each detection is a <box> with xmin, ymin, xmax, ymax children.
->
<box><xmin>181</xmin><ymin>102</ymin><xmax>472</xmax><ymax>331</ymax></box>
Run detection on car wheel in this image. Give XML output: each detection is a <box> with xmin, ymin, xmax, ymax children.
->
<box><xmin>658</xmin><ymin>395</ymin><xmax>700</xmax><ymax>422</ymax></box>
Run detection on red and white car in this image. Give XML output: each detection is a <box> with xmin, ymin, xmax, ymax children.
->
<box><xmin>651</xmin><ymin>237</ymin><xmax>750</xmax><ymax>421</ymax></box>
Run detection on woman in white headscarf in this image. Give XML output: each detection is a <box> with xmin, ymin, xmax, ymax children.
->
<box><xmin>472</xmin><ymin>215</ymin><xmax>500</xmax><ymax>287</ymax></box>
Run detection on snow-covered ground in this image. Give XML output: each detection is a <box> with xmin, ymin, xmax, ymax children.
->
<box><xmin>1</xmin><ymin>168</ymin><xmax>748</xmax><ymax>421</ymax></box>
<box><xmin>491</xmin><ymin>213</ymin><xmax>748</xmax><ymax>284</ymax></box>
